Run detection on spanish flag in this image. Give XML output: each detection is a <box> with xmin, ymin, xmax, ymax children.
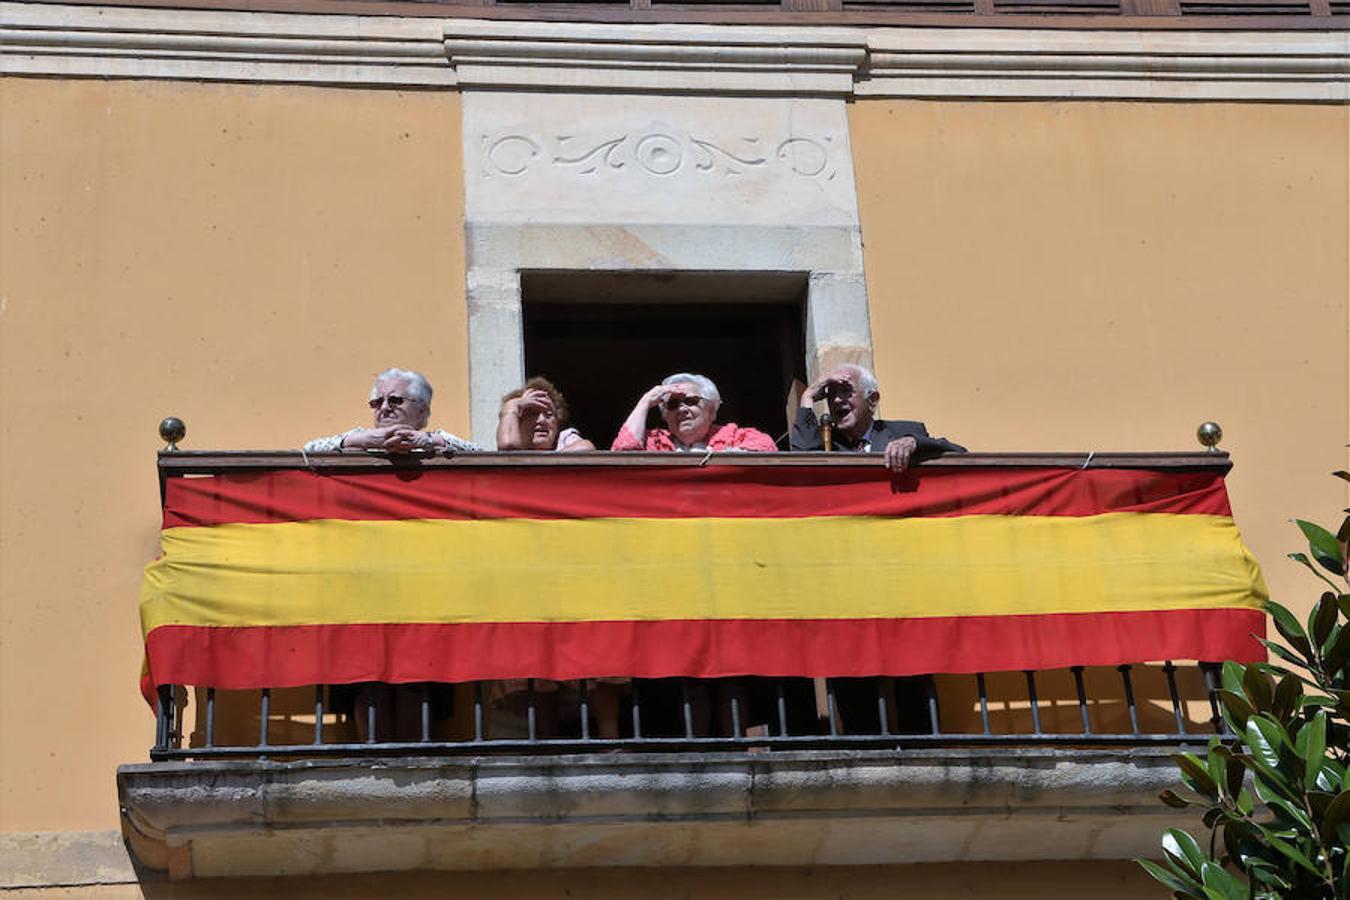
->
<box><xmin>139</xmin><ymin>462</ymin><xmax>1267</xmax><ymax>701</ymax></box>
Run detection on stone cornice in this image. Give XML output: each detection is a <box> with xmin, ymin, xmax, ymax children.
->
<box><xmin>1</xmin><ymin>2</ymin><xmax>454</xmax><ymax>85</ymax></box>
<box><xmin>862</xmin><ymin>27</ymin><xmax>1350</xmax><ymax>101</ymax></box>
<box><xmin>443</xmin><ymin>20</ymin><xmax>867</xmax><ymax>96</ymax></box>
<box><xmin>2</xmin><ymin>2</ymin><xmax>1346</xmax><ymax>100</ymax></box>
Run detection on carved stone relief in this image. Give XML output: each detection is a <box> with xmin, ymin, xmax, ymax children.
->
<box><xmin>482</xmin><ymin>124</ymin><xmax>840</xmax><ymax>181</ymax></box>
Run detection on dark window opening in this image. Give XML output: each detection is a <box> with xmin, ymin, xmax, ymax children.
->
<box><xmin>521</xmin><ymin>271</ymin><xmax>807</xmax><ymax>449</ymax></box>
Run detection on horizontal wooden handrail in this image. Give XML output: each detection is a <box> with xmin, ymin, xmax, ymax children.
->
<box><xmin>158</xmin><ymin>449</ymin><xmax>1232</xmax><ymax>475</ymax></box>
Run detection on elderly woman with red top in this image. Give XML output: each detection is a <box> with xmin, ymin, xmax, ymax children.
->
<box><xmin>611</xmin><ymin>373</ymin><xmax>776</xmax><ymax>453</ymax></box>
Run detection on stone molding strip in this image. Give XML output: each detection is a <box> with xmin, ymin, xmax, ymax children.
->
<box><xmin>444</xmin><ymin>20</ymin><xmax>867</xmax><ymax>95</ymax></box>
<box><xmin>1</xmin><ymin>3</ymin><xmax>1346</xmax><ymax>100</ymax></box>
<box><xmin>863</xmin><ymin>27</ymin><xmax>1350</xmax><ymax>101</ymax></box>
<box><xmin>1</xmin><ymin>2</ymin><xmax>454</xmax><ymax>85</ymax></box>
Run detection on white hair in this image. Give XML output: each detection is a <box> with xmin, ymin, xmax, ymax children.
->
<box><xmin>662</xmin><ymin>372</ymin><xmax>721</xmax><ymax>411</ymax></box>
<box><xmin>833</xmin><ymin>363</ymin><xmax>879</xmax><ymax>397</ymax></box>
<box><xmin>372</xmin><ymin>367</ymin><xmax>433</xmax><ymax>406</ymax></box>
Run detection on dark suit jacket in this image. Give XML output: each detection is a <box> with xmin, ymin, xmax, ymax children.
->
<box><xmin>790</xmin><ymin>408</ymin><xmax>966</xmax><ymax>457</ymax></box>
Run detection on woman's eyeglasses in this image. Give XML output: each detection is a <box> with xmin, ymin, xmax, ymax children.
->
<box><xmin>369</xmin><ymin>394</ymin><xmax>415</xmax><ymax>410</ymax></box>
<box><xmin>663</xmin><ymin>395</ymin><xmax>703</xmax><ymax>411</ymax></box>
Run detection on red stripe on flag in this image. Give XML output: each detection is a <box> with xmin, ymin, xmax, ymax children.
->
<box><xmin>142</xmin><ymin>608</ymin><xmax>1264</xmax><ymax>702</ymax></box>
<box><xmin>164</xmin><ymin>466</ymin><xmax>1232</xmax><ymax>528</ymax></box>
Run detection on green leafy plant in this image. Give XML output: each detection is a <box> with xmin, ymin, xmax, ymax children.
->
<box><xmin>1138</xmin><ymin>471</ymin><xmax>1350</xmax><ymax>899</ymax></box>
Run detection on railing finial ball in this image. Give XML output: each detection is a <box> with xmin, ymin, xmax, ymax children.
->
<box><xmin>159</xmin><ymin>416</ymin><xmax>186</xmax><ymax>452</ymax></box>
<box><xmin>1196</xmin><ymin>421</ymin><xmax>1222</xmax><ymax>451</ymax></box>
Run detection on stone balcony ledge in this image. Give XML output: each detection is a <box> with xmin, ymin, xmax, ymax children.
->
<box><xmin>119</xmin><ymin>747</ymin><xmax>1191</xmax><ymax>879</ymax></box>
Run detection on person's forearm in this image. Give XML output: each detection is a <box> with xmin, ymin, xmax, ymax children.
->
<box><xmin>621</xmin><ymin>401</ymin><xmax>650</xmax><ymax>446</ymax></box>
<box><xmin>496</xmin><ymin>411</ymin><xmax>525</xmax><ymax>450</ymax></box>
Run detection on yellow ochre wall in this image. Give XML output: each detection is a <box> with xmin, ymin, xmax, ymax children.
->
<box><xmin>850</xmin><ymin>100</ymin><xmax>1349</xmax><ymax>617</ymax></box>
<box><xmin>0</xmin><ymin>78</ymin><xmax>470</xmax><ymax>835</ymax></box>
<box><xmin>1</xmin><ymin>75</ymin><xmax>1347</xmax><ymax>896</ymax></box>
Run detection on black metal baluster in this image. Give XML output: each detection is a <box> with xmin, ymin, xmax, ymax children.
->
<box><xmin>1071</xmin><ymin>667</ymin><xmax>1091</xmax><ymax>735</ymax></box>
<box><xmin>473</xmin><ymin>682</ymin><xmax>484</xmax><ymax>742</ymax></box>
<box><xmin>1118</xmin><ymin>665</ymin><xmax>1140</xmax><ymax>735</ymax></box>
<box><xmin>313</xmin><ymin>686</ymin><xmax>323</xmax><ymax>746</ymax></box>
<box><xmin>579</xmin><ymin>680</ymin><xmax>591</xmax><ymax>741</ymax></box>
<box><xmin>976</xmin><ymin>673</ymin><xmax>991</xmax><ymax>735</ymax></box>
<box><xmin>877</xmin><ymin>677</ymin><xmax>891</xmax><ymax>736</ymax></box>
<box><xmin>527</xmin><ymin>679</ymin><xmax>538</xmax><ymax>742</ymax></box>
<box><xmin>1162</xmin><ymin>661</ymin><xmax>1185</xmax><ymax>735</ymax></box>
<box><xmin>1201</xmin><ymin>662</ymin><xmax>1228</xmax><ymax>735</ymax></box>
<box><xmin>776</xmin><ymin>679</ymin><xmax>788</xmax><ymax>737</ymax></box>
<box><xmin>420</xmin><ymin>684</ymin><xmax>431</xmax><ymax>742</ymax></box>
<box><xmin>826</xmin><ymin>679</ymin><xmax>838</xmax><ymax>737</ymax></box>
<box><xmin>259</xmin><ymin>688</ymin><xmax>270</xmax><ymax>747</ymax></box>
<box><xmin>205</xmin><ymin>688</ymin><xmax>216</xmax><ymax>749</ymax></box>
<box><xmin>681</xmin><ymin>680</ymin><xmax>694</xmax><ymax>739</ymax></box>
<box><xmin>729</xmin><ymin>680</ymin><xmax>742</xmax><ymax>739</ymax></box>
<box><xmin>925</xmin><ymin>677</ymin><xmax>940</xmax><ymax>735</ymax></box>
<box><xmin>155</xmin><ymin>685</ymin><xmax>171</xmax><ymax>750</ymax></box>
<box><xmin>366</xmin><ymin>693</ymin><xmax>376</xmax><ymax>744</ymax></box>
<box><xmin>1024</xmin><ymin>671</ymin><xmax>1042</xmax><ymax>735</ymax></box>
<box><xmin>631</xmin><ymin>681</ymin><xmax>642</xmax><ymax>739</ymax></box>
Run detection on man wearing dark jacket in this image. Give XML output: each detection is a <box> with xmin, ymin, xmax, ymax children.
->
<box><xmin>790</xmin><ymin>363</ymin><xmax>963</xmax><ymax>735</ymax></box>
<box><xmin>790</xmin><ymin>363</ymin><xmax>965</xmax><ymax>470</ymax></box>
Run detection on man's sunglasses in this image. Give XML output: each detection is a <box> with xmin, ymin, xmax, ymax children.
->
<box><xmin>369</xmin><ymin>394</ymin><xmax>416</xmax><ymax>410</ymax></box>
<box><xmin>662</xmin><ymin>395</ymin><xmax>703</xmax><ymax>411</ymax></box>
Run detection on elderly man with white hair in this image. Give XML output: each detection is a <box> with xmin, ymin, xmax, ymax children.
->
<box><xmin>304</xmin><ymin>367</ymin><xmax>479</xmax><ymax>454</ymax></box>
<box><xmin>790</xmin><ymin>364</ymin><xmax>963</xmax><ymax>472</ymax></box>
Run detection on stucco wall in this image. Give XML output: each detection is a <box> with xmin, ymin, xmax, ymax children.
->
<box><xmin>3</xmin><ymin>861</ymin><xmax>1158</xmax><ymax>898</ymax></box>
<box><xmin>0</xmin><ymin>77</ymin><xmax>470</xmax><ymax>833</ymax></box>
<box><xmin>849</xmin><ymin>99</ymin><xmax>1350</xmax><ymax>614</ymax></box>
<box><xmin>2</xmin><ymin>75</ymin><xmax>1347</xmax><ymax>892</ymax></box>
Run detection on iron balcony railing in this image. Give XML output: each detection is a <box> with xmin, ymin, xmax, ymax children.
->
<box><xmin>151</xmin><ymin>664</ymin><xmax>1235</xmax><ymax>761</ymax></box>
<box><xmin>146</xmin><ymin>450</ymin><xmax>1252</xmax><ymax>762</ymax></box>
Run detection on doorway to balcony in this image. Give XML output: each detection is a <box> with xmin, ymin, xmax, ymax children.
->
<box><xmin>521</xmin><ymin>271</ymin><xmax>808</xmax><ymax>449</ymax></box>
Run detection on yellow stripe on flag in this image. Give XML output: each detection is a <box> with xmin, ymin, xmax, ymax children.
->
<box><xmin>141</xmin><ymin>513</ymin><xmax>1267</xmax><ymax>631</ymax></box>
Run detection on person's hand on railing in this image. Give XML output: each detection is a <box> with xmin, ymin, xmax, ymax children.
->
<box><xmin>883</xmin><ymin>436</ymin><xmax>918</xmax><ymax>473</ymax></box>
<box><xmin>339</xmin><ymin>426</ymin><xmax>436</xmax><ymax>453</ymax></box>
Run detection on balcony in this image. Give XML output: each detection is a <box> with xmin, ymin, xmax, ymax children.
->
<box><xmin>119</xmin><ymin>450</ymin><xmax>1266</xmax><ymax>879</ymax></box>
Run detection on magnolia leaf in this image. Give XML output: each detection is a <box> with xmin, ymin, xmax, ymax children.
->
<box><xmin>1260</xmin><ymin>830</ymin><xmax>1325</xmax><ymax>878</ymax></box>
<box><xmin>1269</xmin><ymin>601</ymin><xmax>1313</xmax><ymax>657</ymax></box>
<box><xmin>1160</xmin><ymin>789</ymin><xmax>1195</xmax><ymax>809</ymax></box>
<box><xmin>1224</xmin><ymin>755</ymin><xmax>1246</xmax><ymax>802</ymax></box>
<box><xmin>1221</xmin><ymin>660</ymin><xmax>1246</xmax><ymax>695</ymax></box>
<box><xmin>1271</xmin><ymin>674</ymin><xmax>1301</xmax><ymax>724</ymax></box>
<box><xmin>1266</xmin><ymin>796</ymin><xmax>1314</xmax><ymax>833</ymax></box>
<box><xmin>1176</xmin><ymin>752</ymin><xmax>1220</xmax><ymax>800</ymax></box>
<box><xmin>1245</xmin><ymin>716</ymin><xmax>1287</xmax><ymax>767</ymax></box>
<box><xmin>1165</xmin><ymin>828</ymin><xmax>1209</xmax><ymax>876</ymax></box>
<box><xmin>1300</xmin><ymin>712</ymin><xmax>1328</xmax><ymax>791</ymax></box>
<box><xmin>1325</xmin><ymin>624</ymin><xmax>1350</xmax><ymax>675</ymax></box>
<box><xmin>1199</xmin><ymin>861</ymin><xmax>1248</xmax><ymax>899</ymax></box>
<box><xmin>1243</xmin><ymin>667</ymin><xmax>1275</xmax><ymax>712</ymax></box>
<box><xmin>1297</xmin><ymin>519</ymin><xmax>1346</xmax><ymax>576</ymax></box>
<box><xmin>1323</xmin><ymin>790</ymin><xmax>1350</xmax><ymax>846</ymax></box>
<box><xmin>1290</xmin><ymin>552</ymin><xmax>1344</xmax><ymax>591</ymax></box>
<box><xmin>1137</xmin><ymin>858</ymin><xmax>1205</xmax><ymax>897</ymax></box>
<box><xmin>1312</xmin><ymin>593</ymin><xmax>1339</xmax><ymax>647</ymax></box>
<box><xmin>1259</xmin><ymin>639</ymin><xmax>1311</xmax><ymax>669</ymax></box>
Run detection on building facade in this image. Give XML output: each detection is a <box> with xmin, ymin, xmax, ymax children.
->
<box><xmin>1</xmin><ymin>0</ymin><xmax>1347</xmax><ymax>894</ymax></box>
